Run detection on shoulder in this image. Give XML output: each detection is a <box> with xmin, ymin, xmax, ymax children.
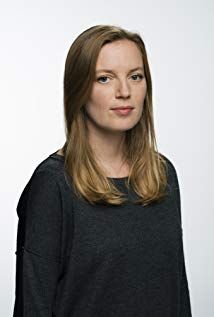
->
<box><xmin>33</xmin><ymin>153</ymin><xmax>64</xmax><ymax>177</ymax></box>
<box><xmin>16</xmin><ymin>154</ymin><xmax>66</xmax><ymax>217</ymax></box>
<box><xmin>158</xmin><ymin>152</ymin><xmax>180</xmax><ymax>190</ymax></box>
<box><xmin>15</xmin><ymin>153</ymin><xmax>74</xmax><ymax>260</ymax></box>
<box><xmin>27</xmin><ymin>152</ymin><xmax>67</xmax><ymax>189</ymax></box>
<box><xmin>159</xmin><ymin>152</ymin><xmax>177</xmax><ymax>173</ymax></box>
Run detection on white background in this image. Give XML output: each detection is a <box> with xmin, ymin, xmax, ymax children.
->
<box><xmin>0</xmin><ymin>0</ymin><xmax>213</xmax><ymax>316</ymax></box>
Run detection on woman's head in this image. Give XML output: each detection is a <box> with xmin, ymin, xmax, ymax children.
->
<box><xmin>63</xmin><ymin>24</ymin><xmax>151</xmax><ymax>139</ymax></box>
<box><xmin>62</xmin><ymin>24</ymin><xmax>167</xmax><ymax>206</ymax></box>
<box><xmin>84</xmin><ymin>38</ymin><xmax>147</xmax><ymax>141</ymax></box>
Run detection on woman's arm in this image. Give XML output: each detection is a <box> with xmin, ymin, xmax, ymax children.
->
<box><xmin>13</xmin><ymin>170</ymin><xmax>63</xmax><ymax>316</ymax></box>
<box><xmin>171</xmin><ymin>161</ymin><xmax>193</xmax><ymax>316</ymax></box>
<box><xmin>179</xmin><ymin>241</ymin><xmax>192</xmax><ymax>316</ymax></box>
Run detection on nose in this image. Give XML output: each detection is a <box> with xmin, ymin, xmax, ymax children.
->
<box><xmin>115</xmin><ymin>78</ymin><xmax>131</xmax><ymax>99</ymax></box>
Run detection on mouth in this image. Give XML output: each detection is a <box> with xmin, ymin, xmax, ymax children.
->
<box><xmin>111</xmin><ymin>107</ymin><xmax>134</xmax><ymax>115</ymax></box>
<box><xmin>111</xmin><ymin>106</ymin><xmax>134</xmax><ymax>110</ymax></box>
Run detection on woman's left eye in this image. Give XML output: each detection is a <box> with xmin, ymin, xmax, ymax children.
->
<box><xmin>131</xmin><ymin>74</ymin><xmax>144</xmax><ymax>80</ymax></box>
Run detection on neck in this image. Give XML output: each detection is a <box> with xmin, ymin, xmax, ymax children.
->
<box><xmin>87</xmin><ymin>127</ymin><xmax>129</xmax><ymax>177</ymax></box>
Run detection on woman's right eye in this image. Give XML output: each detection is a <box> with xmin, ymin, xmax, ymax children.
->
<box><xmin>97</xmin><ymin>76</ymin><xmax>110</xmax><ymax>83</ymax></box>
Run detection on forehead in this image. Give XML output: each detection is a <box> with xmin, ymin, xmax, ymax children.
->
<box><xmin>96</xmin><ymin>39</ymin><xmax>143</xmax><ymax>70</ymax></box>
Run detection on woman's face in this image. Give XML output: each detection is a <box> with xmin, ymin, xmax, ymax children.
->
<box><xmin>84</xmin><ymin>39</ymin><xmax>147</xmax><ymax>135</ymax></box>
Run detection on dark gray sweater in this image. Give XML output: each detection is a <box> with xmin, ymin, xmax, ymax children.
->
<box><xmin>13</xmin><ymin>151</ymin><xmax>192</xmax><ymax>316</ymax></box>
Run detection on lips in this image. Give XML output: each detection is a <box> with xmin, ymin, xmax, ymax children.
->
<box><xmin>111</xmin><ymin>106</ymin><xmax>134</xmax><ymax>110</ymax></box>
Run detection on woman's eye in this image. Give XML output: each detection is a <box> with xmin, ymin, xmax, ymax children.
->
<box><xmin>131</xmin><ymin>74</ymin><xmax>144</xmax><ymax>81</ymax></box>
<box><xmin>97</xmin><ymin>76</ymin><xmax>110</xmax><ymax>83</ymax></box>
<box><xmin>97</xmin><ymin>74</ymin><xmax>144</xmax><ymax>83</ymax></box>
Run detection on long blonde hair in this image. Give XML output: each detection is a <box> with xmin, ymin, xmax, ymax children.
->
<box><xmin>61</xmin><ymin>24</ymin><xmax>168</xmax><ymax>206</ymax></box>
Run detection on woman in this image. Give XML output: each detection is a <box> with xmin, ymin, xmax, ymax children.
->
<box><xmin>13</xmin><ymin>24</ymin><xmax>192</xmax><ymax>316</ymax></box>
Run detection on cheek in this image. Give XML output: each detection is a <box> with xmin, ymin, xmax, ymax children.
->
<box><xmin>94</xmin><ymin>87</ymin><xmax>112</xmax><ymax>102</ymax></box>
<box><xmin>88</xmin><ymin>89</ymin><xmax>112</xmax><ymax>112</ymax></box>
<box><xmin>85</xmin><ymin>99</ymin><xmax>107</xmax><ymax>121</ymax></box>
<box><xmin>137</xmin><ymin>85</ymin><xmax>147</xmax><ymax>106</ymax></box>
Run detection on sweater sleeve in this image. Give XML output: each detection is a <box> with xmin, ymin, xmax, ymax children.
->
<box><xmin>170</xmin><ymin>162</ymin><xmax>192</xmax><ymax>316</ymax></box>
<box><xmin>13</xmin><ymin>170</ymin><xmax>63</xmax><ymax>316</ymax></box>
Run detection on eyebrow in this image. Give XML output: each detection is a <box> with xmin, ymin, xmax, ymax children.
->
<box><xmin>96</xmin><ymin>67</ymin><xmax>144</xmax><ymax>74</ymax></box>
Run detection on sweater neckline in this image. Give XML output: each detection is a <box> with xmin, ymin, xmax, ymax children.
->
<box><xmin>49</xmin><ymin>151</ymin><xmax>128</xmax><ymax>182</ymax></box>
